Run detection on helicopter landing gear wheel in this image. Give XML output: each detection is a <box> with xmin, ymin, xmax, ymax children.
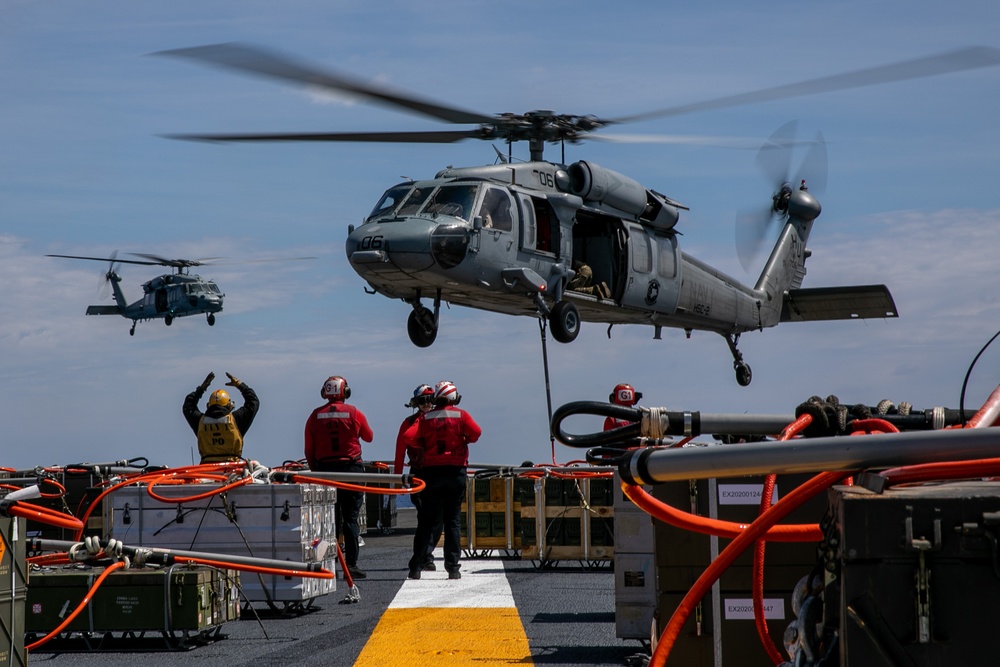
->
<box><xmin>725</xmin><ymin>332</ymin><xmax>752</xmax><ymax>386</ymax></box>
<box><xmin>407</xmin><ymin>306</ymin><xmax>437</xmax><ymax>347</ymax></box>
<box><xmin>129</xmin><ymin>323</ymin><xmax>136</xmax><ymax>336</ymax></box>
<box><xmin>164</xmin><ymin>315</ymin><xmax>173</xmax><ymax>326</ymax></box>
<box><xmin>207</xmin><ymin>313</ymin><xmax>216</xmax><ymax>326</ymax></box>
<box><xmin>549</xmin><ymin>300</ymin><xmax>580</xmax><ymax>343</ymax></box>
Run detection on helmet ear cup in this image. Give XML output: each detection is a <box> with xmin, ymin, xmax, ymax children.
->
<box><xmin>609</xmin><ymin>393</ymin><xmax>615</xmax><ymax>403</ymax></box>
<box><xmin>344</xmin><ymin>385</ymin><xmax>351</xmax><ymax>399</ymax></box>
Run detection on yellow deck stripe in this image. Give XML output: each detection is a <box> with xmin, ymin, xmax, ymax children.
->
<box><xmin>355</xmin><ymin>553</ymin><xmax>532</xmax><ymax>666</ymax></box>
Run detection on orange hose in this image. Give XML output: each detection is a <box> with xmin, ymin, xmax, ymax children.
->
<box><xmin>25</xmin><ymin>561</ymin><xmax>127</xmax><ymax>650</ymax></box>
<box><xmin>650</xmin><ymin>469</ymin><xmax>847</xmax><ymax>667</ymax></box>
<box><xmin>6</xmin><ymin>502</ymin><xmax>84</xmax><ymax>531</ymax></box>
<box><xmin>176</xmin><ymin>556</ymin><xmax>334</xmax><ymax>579</ymax></box>
<box><xmin>622</xmin><ymin>485</ymin><xmax>822</xmax><ymax>542</ymax></box>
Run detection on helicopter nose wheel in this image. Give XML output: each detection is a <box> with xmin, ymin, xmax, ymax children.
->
<box><xmin>207</xmin><ymin>313</ymin><xmax>216</xmax><ymax>326</ymax></box>
<box><xmin>549</xmin><ymin>300</ymin><xmax>581</xmax><ymax>343</ymax></box>
<box><xmin>725</xmin><ymin>333</ymin><xmax>753</xmax><ymax>386</ymax></box>
<box><xmin>407</xmin><ymin>305</ymin><xmax>438</xmax><ymax>347</ymax></box>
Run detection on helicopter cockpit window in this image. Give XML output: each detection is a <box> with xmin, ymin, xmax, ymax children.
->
<box><xmin>397</xmin><ymin>187</ymin><xmax>433</xmax><ymax>216</ymax></box>
<box><xmin>366</xmin><ymin>185</ymin><xmax>411</xmax><ymax>222</ymax></box>
<box><xmin>424</xmin><ymin>184</ymin><xmax>477</xmax><ymax>222</ymax></box>
<box><xmin>478</xmin><ymin>187</ymin><xmax>514</xmax><ymax>232</ymax></box>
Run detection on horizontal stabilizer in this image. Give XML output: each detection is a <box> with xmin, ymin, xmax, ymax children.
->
<box><xmin>86</xmin><ymin>305</ymin><xmax>121</xmax><ymax>316</ymax></box>
<box><xmin>781</xmin><ymin>285</ymin><xmax>898</xmax><ymax>322</ymax></box>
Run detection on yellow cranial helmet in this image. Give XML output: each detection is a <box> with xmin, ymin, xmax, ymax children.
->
<box><xmin>208</xmin><ymin>389</ymin><xmax>233</xmax><ymax>410</ymax></box>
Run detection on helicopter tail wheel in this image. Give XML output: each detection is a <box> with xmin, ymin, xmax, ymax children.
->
<box><xmin>549</xmin><ymin>300</ymin><xmax>580</xmax><ymax>344</ymax></box>
<box><xmin>207</xmin><ymin>313</ymin><xmax>216</xmax><ymax>326</ymax></box>
<box><xmin>725</xmin><ymin>332</ymin><xmax>752</xmax><ymax>386</ymax></box>
<box><xmin>165</xmin><ymin>315</ymin><xmax>173</xmax><ymax>326</ymax></box>
<box><xmin>129</xmin><ymin>323</ymin><xmax>136</xmax><ymax>336</ymax></box>
<box><xmin>407</xmin><ymin>306</ymin><xmax>437</xmax><ymax>347</ymax></box>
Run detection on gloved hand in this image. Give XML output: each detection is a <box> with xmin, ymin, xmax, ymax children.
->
<box><xmin>225</xmin><ymin>372</ymin><xmax>242</xmax><ymax>388</ymax></box>
<box><xmin>198</xmin><ymin>372</ymin><xmax>215</xmax><ymax>393</ymax></box>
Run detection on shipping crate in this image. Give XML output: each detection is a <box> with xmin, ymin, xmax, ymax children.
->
<box><xmin>520</xmin><ymin>477</ymin><xmax>615</xmax><ymax>563</ymax></box>
<box><xmin>0</xmin><ymin>517</ymin><xmax>27</xmax><ymax>597</ymax></box>
<box><xmin>832</xmin><ymin>481</ymin><xmax>1000</xmax><ymax>667</ymax></box>
<box><xmin>0</xmin><ymin>591</ymin><xmax>26</xmax><ymax>667</ymax></box>
<box><xmin>649</xmin><ymin>474</ymin><xmax>825</xmax><ymax>666</ymax></box>
<box><xmin>26</xmin><ymin>565</ymin><xmax>238</xmax><ymax>649</ymax></box>
<box><xmin>107</xmin><ymin>483</ymin><xmax>336</xmax><ymax>607</ymax></box>
<box><xmin>461</xmin><ymin>476</ymin><xmax>521</xmax><ymax>552</ymax></box>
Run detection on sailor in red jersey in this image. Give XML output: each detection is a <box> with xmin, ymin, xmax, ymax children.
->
<box><xmin>394</xmin><ymin>384</ymin><xmax>442</xmax><ymax>571</ymax></box>
<box><xmin>406</xmin><ymin>380</ymin><xmax>482</xmax><ymax>580</ymax></box>
<box><xmin>604</xmin><ymin>383</ymin><xmax>642</xmax><ymax>431</ymax></box>
<box><xmin>304</xmin><ymin>375</ymin><xmax>373</xmax><ymax>579</ymax></box>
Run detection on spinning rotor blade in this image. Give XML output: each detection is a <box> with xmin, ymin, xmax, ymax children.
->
<box><xmin>735</xmin><ymin>121</ymin><xmax>827</xmax><ymax>274</ymax></box>
<box><xmin>164</xmin><ymin>129</ymin><xmax>487</xmax><ymax>144</ymax></box>
<box><xmin>47</xmin><ymin>253</ymin><xmax>172</xmax><ymax>268</ymax></box>
<box><xmin>128</xmin><ymin>253</ymin><xmax>222</xmax><ymax>268</ymax></box>
<box><xmin>155</xmin><ymin>43</ymin><xmax>496</xmax><ymax>125</ymax></box>
<box><xmin>609</xmin><ymin>46</ymin><xmax>1000</xmax><ymax>125</ymax></box>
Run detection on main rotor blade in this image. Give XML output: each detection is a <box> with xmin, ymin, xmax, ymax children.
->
<box><xmin>164</xmin><ymin>129</ymin><xmax>486</xmax><ymax>144</ymax></box>
<box><xmin>156</xmin><ymin>42</ymin><xmax>497</xmax><ymax>126</ymax></box>
<box><xmin>47</xmin><ymin>253</ymin><xmax>163</xmax><ymax>267</ymax></box>
<box><xmin>129</xmin><ymin>253</ymin><xmax>222</xmax><ymax>268</ymax></box>
<box><xmin>609</xmin><ymin>46</ymin><xmax>1000</xmax><ymax>125</ymax></box>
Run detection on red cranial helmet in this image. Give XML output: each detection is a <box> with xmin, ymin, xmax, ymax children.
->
<box><xmin>610</xmin><ymin>383</ymin><xmax>641</xmax><ymax>406</ymax></box>
<box><xmin>321</xmin><ymin>376</ymin><xmax>350</xmax><ymax>401</ymax></box>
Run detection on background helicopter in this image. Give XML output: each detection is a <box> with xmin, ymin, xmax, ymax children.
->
<box><xmin>47</xmin><ymin>252</ymin><xmax>313</xmax><ymax>336</ymax></box>
<box><xmin>160</xmin><ymin>44</ymin><xmax>1000</xmax><ymax>385</ymax></box>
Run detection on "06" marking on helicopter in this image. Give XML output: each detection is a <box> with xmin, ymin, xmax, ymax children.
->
<box><xmin>360</xmin><ymin>235</ymin><xmax>384</xmax><ymax>250</ymax></box>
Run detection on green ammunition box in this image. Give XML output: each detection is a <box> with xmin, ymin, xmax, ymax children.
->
<box><xmin>0</xmin><ymin>517</ymin><xmax>27</xmax><ymax>597</ymax></box>
<box><xmin>0</xmin><ymin>592</ymin><xmax>27</xmax><ymax>667</ymax></box>
<box><xmin>26</xmin><ymin>565</ymin><xmax>239</xmax><ymax>635</ymax></box>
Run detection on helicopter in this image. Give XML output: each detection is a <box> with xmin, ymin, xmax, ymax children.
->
<box><xmin>159</xmin><ymin>44</ymin><xmax>1000</xmax><ymax>384</ymax></box>
<box><xmin>47</xmin><ymin>253</ymin><xmax>226</xmax><ymax>335</ymax></box>
<box><xmin>47</xmin><ymin>252</ymin><xmax>312</xmax><ymax>336</ymax></box>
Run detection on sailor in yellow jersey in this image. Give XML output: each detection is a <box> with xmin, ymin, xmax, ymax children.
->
<box><xmin>183</xmin><ymin>371</ymin><xmax>260</xmax><ymax>463</ymax></box>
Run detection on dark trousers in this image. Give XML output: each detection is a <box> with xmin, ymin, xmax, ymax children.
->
<box><xmin>410</xmin><ymin>466</ymin><xmax>443</xmax><ymax>564</ymax></box>
<box><xmin>409</xmin><ymin>465</ymin><xmax>466</xmax><ymax>573</ymax></box>
<box><xmin>317</xmin><ymin>461</ymin><xmax>365</xmax><ymax>567</ymax></box>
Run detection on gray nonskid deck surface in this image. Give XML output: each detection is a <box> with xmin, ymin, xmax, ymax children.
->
<box><xmin>27</xmin><ymin>508</ymin><xmax>644</xmax><ymax>667</ymax></box>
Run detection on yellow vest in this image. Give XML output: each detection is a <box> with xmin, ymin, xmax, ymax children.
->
<box><xmin>198</xmin><ymin>413</ymin><xmax>244</xmax><ymax>462</ymax></box>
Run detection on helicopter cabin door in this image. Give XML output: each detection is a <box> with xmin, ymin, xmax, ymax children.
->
<box><xmin>155</xmin><ymin>287</ymin><xmax>169</xmax><ymax>313</ymax></box>
<box><xmin>620</xmin><ymin>223</ymin><xmax>680</xmax><ymax>314</ymax></box>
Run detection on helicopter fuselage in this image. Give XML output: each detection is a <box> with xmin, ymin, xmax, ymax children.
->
<box><xmin>345</xmin><ymin>160</ymin><xmax>809</xmax><ymax>342</ymax></box>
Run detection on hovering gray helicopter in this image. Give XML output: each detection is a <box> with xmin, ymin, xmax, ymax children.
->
<box><xmin>160</xmin><ymin>44</ymin><xmax>1000</xmax><ymax>384</ymax></box>
<box><xmin>47</xmin><ymin>253</ymin><xmax>226</xmax><ymax>335</ymax></box>
<box><xmin>48</xmin><ymin>252</ymin><xmax>314</xmax><ymax>336</ymax></box>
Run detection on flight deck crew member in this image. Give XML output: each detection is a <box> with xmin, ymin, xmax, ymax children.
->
<box><xmin>183</xmin><ymin>372</ymin><xmax>260</xmax><ymax>463</ymax></box>
<box><xmin>305</xmin><ymin>375</ymin><xmax>373</xmax><ymax>580</ymax></box>
<box><xmin>394</xmin><ymin>384</ymin><xmax>442</xmax><ymax>570</ymax></box>
<box><xmin>604</xmin><ymin>383</ymin><xmax>642</xmax><ymax>431</ymax></box>
<box><xmin>406</xmin><ymin>380</ymin><xmax>482</xmax><ymax>581</ymax></box>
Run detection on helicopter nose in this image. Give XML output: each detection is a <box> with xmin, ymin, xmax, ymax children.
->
<box><xmin>348</xmin><ymin>219</ymin><xmax>460</xmax><ymax>273</ymax></box>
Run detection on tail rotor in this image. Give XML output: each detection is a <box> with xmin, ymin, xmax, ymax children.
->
<box><xmin>736</xmin><ymin>121</ymin><xmax>827</xmax><ymax>273</ymax></box>
<box><xmin>99</xmin><ymin>250</ymin><xmax>122</xmax><ymax>299</ymax></box>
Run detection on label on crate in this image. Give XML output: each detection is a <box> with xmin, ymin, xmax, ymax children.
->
<box><xmin>717</xmin><ymin>484</ymin><xmax>778</xmax><ymax>506</ymax></box>
<box><xmin>723</xmin><ymin>598</ymin><xmax>785</xmax><ymax>620</ymax></box>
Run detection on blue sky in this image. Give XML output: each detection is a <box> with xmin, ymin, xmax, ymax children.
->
<box><xmin>2</xmin><ymin>1</ymin><xmax>1000</xmax><ymax>472</ymax></box>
